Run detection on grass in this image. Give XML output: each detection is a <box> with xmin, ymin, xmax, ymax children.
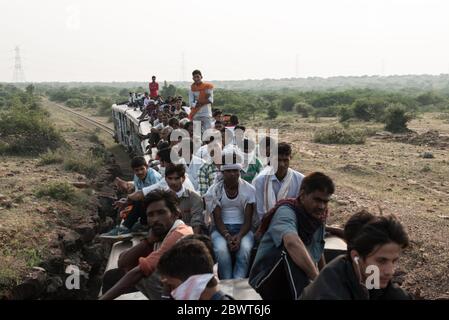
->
<box><xmin>38</xmin><ymin>149</ymin><xmax>64</xmax><ymax>165</ymax></box>
<box><xmin>313</xmin><ymin>126</ymin><xmax>368</xmax><ymax>144</ymax></box>
<box><xmin>63</xmin><ymin>152</ymin><xmax>103</xmax><ymax>178</ymax></box>
<box><xmin>35</xmin><ymin>181</ymin><xmax>77</xmax><ymax>202</ymax></box>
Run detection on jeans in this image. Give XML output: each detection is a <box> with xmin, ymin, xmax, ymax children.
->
<box><xmin>211</xmin><ymin>224</ymin><xmax>254</xmax><ymax>279</ymax></box>
<box><xmin>193</xmin><ymin>113</ymin><xmax>212</xmax><ymax>134</ymax></box>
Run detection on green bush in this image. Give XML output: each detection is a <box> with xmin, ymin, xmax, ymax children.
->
<box><xmin>35</xmin><ymin>182</ymin><xmax>77</xmax><ymax>202</ymax></box>
<box><xmin>63</xmin><ymin>151</ymin><xmax>103</xmax><ymax>178</ymax></box>
<box><xmin>66</xmin><ymin>98</ymin><xmax>83</xmax><ymax>108</ymax></box>
<box><xmin>383</xmin><ymin>104</ymin><xmax>413</xmax><ymax>133</ymax></box>
<box><xmin>280</xmin><ymin>97</ymin><xmax>296</xmax><ymax>112</ymax></box>
<box><xmin>295</xmin><ymin>102</ymin><xmax>313</xmax><ymax>117</ymax></box>
<box><xmin>38</xmin><ymin>149</ymin><xmax>64</xmax><ymax>165</ymax></box>
<box><xmin>352</xmin><ymin>98</ymin><xmax>387</xmax><ymax>122</ymax></box>
<box><xmin>338</xmin><ymin>105</ymin><xmax>354</xmax><ymax>122</ymax></box>
<box><xmin>267</xmin><ymin>105</ymin><xmax>278</xmax><ymax>119</ymax></box>
<box><xmin>313</xmin><ymin>126</ymin><xmax>367</xmax><ymax>144</ymax></box>
<box><xmin>0</xmin><ymin>106</ymin><xmax>64</xmax><ymax>155</ymax></box>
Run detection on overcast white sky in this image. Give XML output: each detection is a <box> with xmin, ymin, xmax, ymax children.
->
<box><xmin>1</xmin><ymin>0</ymin><xmax>449</xmax><ymax>82</ymax></box>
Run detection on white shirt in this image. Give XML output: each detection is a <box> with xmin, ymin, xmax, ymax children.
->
<box><xmin>252</xmin><ymin>168</ymin><xmax>304</xmax><ymax>220</ymax></box>
<box><xmin>219</xmin><ymin>180</ymin><xmax>255</xmax><ymax>225</ymax></box>
<box><xmin>186</xmin><ymin>155</ymin><xmax>206</xmax><ymax>191</ymax></box>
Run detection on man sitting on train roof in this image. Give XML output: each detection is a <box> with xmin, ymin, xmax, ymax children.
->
<box><xmin>249</xmin><ymin>172</ymin><xmax>334</xmax><ymax>300</ymax></box>
<box><xmin>252</xmin><ymin>142</ymin><xmax>305</xmax><ymax>221</ymax></box>
<box><xmin>121</xmin><ymin>164</ymin><xmax>206</xmax><ymax>235</ymax></box>
<box><xmin>300</xmin><ymin>211</ymin><xmax>411</xmax><ymax>300</ymax></box>
<box><xmin>100</xmin><ymin>156</ymin><xmax>162</xmax><ymax>239</ymax></box>
<box><xmin>173</xmin><ymin>96</ymin><xmax>191</xmax><ymax>116</ymax></box>
<box><xmin>158</xmin><ymin>238</ymin><xmax>233</xmax><ymax>300</ymax></box>
<box><xmin>100</xmin><ymin>189</ymin><xmax>194</xmax><ymax>300</ymax></box>
<box><xmin>205</xmin><ymin>151</ymin><xmax>256</xmax><ymax>280</ymax></box>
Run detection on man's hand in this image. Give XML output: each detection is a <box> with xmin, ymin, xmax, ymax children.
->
<box><xmin>113</xmin><ymin>197</ymin><xmax>128</xmax><ymax>210</ymax></box>
<box><xmin>114</xmin><ymin>177</ymin><xmax>129</xmax><ymax>193</ymax></box>
<box><xmin>230</xmin><ymin>235</ymin><xmax>241</xmax><ymax>252</ymax></box>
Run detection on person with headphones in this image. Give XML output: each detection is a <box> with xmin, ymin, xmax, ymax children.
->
<box><xmin>300</xmin><ymin>210</ymin><xmax>412</xmax><ymax>300</ymax></box>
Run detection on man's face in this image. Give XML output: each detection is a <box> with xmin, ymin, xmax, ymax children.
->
<box><xmin>161</xmin><ymin>115</ymin><xmax>168</xmax><ymax>124</ymax></box>
<box><xmin>146</xmin><ymin>199</ymin><xmax>176</xmax><ymax>238</ymax></box>
<box><xmin>133</xmin><ymin>165</ymin><xmax>148</xmax><ymax>180</ymax></box>
<box><xmin>152</xmin><ymin>77</ymin><xmax>156</xmax><ymax>82</ymax></box>
<box><xmin>300</xmin><ymin>190</ymin><xmax>331</xmax><ymax>219</ymax></box>
<box><xmin>193</xmin><ymin>74</ymin><xmax>202</xmax><ymax>84</ymax></box>
<box><xmin>356</xmin><ymin>243</ymin><xmax>402</xmax><ymax>289</ymax></box>
<box><xmin>175</xmin><ymin>100</ymin><xmax>182</xmax><ymax>109</ymax></box>
<box><xmin>223</xmin><ymin>169</ymin><xmax>240</xmax><ymax>186</ymax></box>
<box><xmin>214</xmin><ymin>122</ymin><xmax>224</xmax><ymax>131</ymax></box>
<box><xmin>275</xmin><ymin>154</ymin><xmax>291</xmax><ymax>175</ymax></box>
<box><xmin>165</xmin><ymin>172</ymin><xmax>185</xmax><ymax>192</ymax></box>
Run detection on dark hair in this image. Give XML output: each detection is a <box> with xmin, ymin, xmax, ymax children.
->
<box><xmin>157</xmin><ymin>240</ymin><xmax>215</xmax><ymax>283</ymax></box>
<box><xmin>234</xmin><ymin>124</ymin><xmax>246</xmax><ymax>132</ymax></box>
<box><xmin>230</xmin><ymin>115</ymin><xmax>239</xmax><ymax>126</ymax></box>
<box><xmin>344</xmin><ymin>212</ymin><xmax>409</xmax><ymax>259</ymax></box>
<box><xmin>168</xmin><ymin>117</ymin><xmax>179</xmax><ymax>127</ymax></box>
<box><xmin>214</xmin><ymin>120</ymin><xmax>224</xmax><ymax>126</ymax></box>
<box><xmin>192</xmin><ymin>69</ymin><xmax>202</xmax><ymax>76</ymax></box>
<box><xmin>157</xmin><ymin>140</ymin><xmax>170</xmax><ymax>151</ymax></box>
<box><xmin>178</xmin><ymin>111</ymin><xmax>188</xmax><ymax>119</ymax></box>
<box><xmin>277</xmin><ymin>142</ymin><xmax>292</xmax><ymax>157</ymax></box>
<box><xmin>143</xmin><ymin>189</ymin><xmax>180</xmax><ymax>218</ymax></box>
<box><xmin>300</xmin><ymin>172</ymin><xmax>335</xmax><ymax>195</ymax></box>
<box><xmin>165</xmin><ymin>163</ymin><xmax>186</xmax><ymax>178</ymax></box>
<box><xmin>131</xmin><ymin>156</ymin><xmax>147</xmax><ymax>169</ymax></box>
<box><xmin>177</xmin><ymin>234</ymin><xmax>216</xmax><ymax>263</ymax></box>
<box><xmin>152</xmin><ymin>75</ymin><xmax>156</xmax><ymax>78</ymax></box>
<box><xmin>157</xmin><ymin>147</ymin><xmax>172</xmax><ymax>163</ymax></box>
<box><xmin>213</xmin><ymin>109</ymin><xmax>223</xmax><ymax>117</ymax></box>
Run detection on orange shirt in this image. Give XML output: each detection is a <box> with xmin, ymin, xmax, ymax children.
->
<box><xmin>190</xmin><ymin>82</ymin><xmax>214</xmax><ymax>106</ymax></box>
<box><xmin>138</xmin><ymin>222</ymin><xmax>193</xmax><ymax>276</ymax></box>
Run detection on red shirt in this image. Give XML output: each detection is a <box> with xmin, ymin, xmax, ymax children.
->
<box><xmin>149</xmin><ymin>82</ymin><xmax>159</xmax><ymax>98</ymax></box>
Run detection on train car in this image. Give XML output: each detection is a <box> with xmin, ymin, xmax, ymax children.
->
<box><xmin>111</xmin><ymin>104</ymin><xmax>152</xmax><ymax>163</ymax></box>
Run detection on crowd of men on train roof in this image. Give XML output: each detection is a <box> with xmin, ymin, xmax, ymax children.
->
<box><xmin>99</xmin><ymin>70</ymin><xmax>412</xmax><ymax>300</ymax></box>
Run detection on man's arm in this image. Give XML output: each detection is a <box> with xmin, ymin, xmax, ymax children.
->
<box><xmin>189</xmin><ymin>193</ymin><xmax>206</xmax><ymax>234</ymax></box>
<box><xmin>117</xmin><ymin>238</ymin><xmax>154</xmax><ymax>271</ymax></box>
<box><xmin>230</xmin><ymin>203</ymin><xmax>254</xmax><ymax>251</ymax></box>
<box><xmin>99</xmin><ymin>266</ymin><xmax>143</xmax><ymax>300</ymax></box>
<box><xmin>237</xmin><ymin>203</ymin><xmax>253</xmax><ymax>239</ymax></box>
<box><xmin>325</xmin><ymin>225</ymin><xmax>345</xmax><ymax>239</ymax></box>
<box><xmin>318</xmin><ymin>253</ymin><xmax>326</xmax><ymax>271</ymax></box>
<box><xmin>127</xmin><ymin>190</ymin><xmax>144</xmax><ymax>202</ymax></box>
<box><xmin>253</xmin><ymin>177</ymin><xmax>265</xmax><ymax>220</ymax></box>
<box><xmin>283</xmin><ymin>233</ymin><xmax>319</xmax><ymax>280</ymax></box>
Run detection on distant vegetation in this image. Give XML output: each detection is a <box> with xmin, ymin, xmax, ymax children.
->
<box><xmin>0</xmin><ymin>84</ymin><xmax>64</xmax><ymax>155</ymax></box>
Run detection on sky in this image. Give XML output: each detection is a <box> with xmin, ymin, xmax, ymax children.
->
<box><xmin>1</xmin><ymin>0</ymin><xmax>449</xmax><ymax>82</ymax></box>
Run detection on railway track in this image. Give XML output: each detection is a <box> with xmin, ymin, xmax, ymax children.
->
<box><xmin>51</xmin><ymin>101</ymin><xmax>115</xmax><ymax>136</ymax></box>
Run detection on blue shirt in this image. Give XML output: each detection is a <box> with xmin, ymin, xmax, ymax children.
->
<box><xmin>249</xmin><ymin>205</ymin><xmax>324</xmax><ymax>288</ymax></box>
<box><xmin>133</xmin><ymin>168</ymin><xmax>162</xmax><ymax>191</ymax></box>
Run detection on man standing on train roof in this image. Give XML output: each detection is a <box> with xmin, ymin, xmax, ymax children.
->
<box><xmin>189</xmin><ymin>69</ymin><xmax>214</xmax><ymax>133</ymax></box>
<box><xmin>149</xmin><ymin>75</ymin><xmax>159</xmax><ymax>99</ymax></box>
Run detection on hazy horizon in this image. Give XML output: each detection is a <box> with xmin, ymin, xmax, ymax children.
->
<box><xmin>2</xmin><ymin>0</ymin><xmax>449</xmax><ymax>83</ymax></box>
